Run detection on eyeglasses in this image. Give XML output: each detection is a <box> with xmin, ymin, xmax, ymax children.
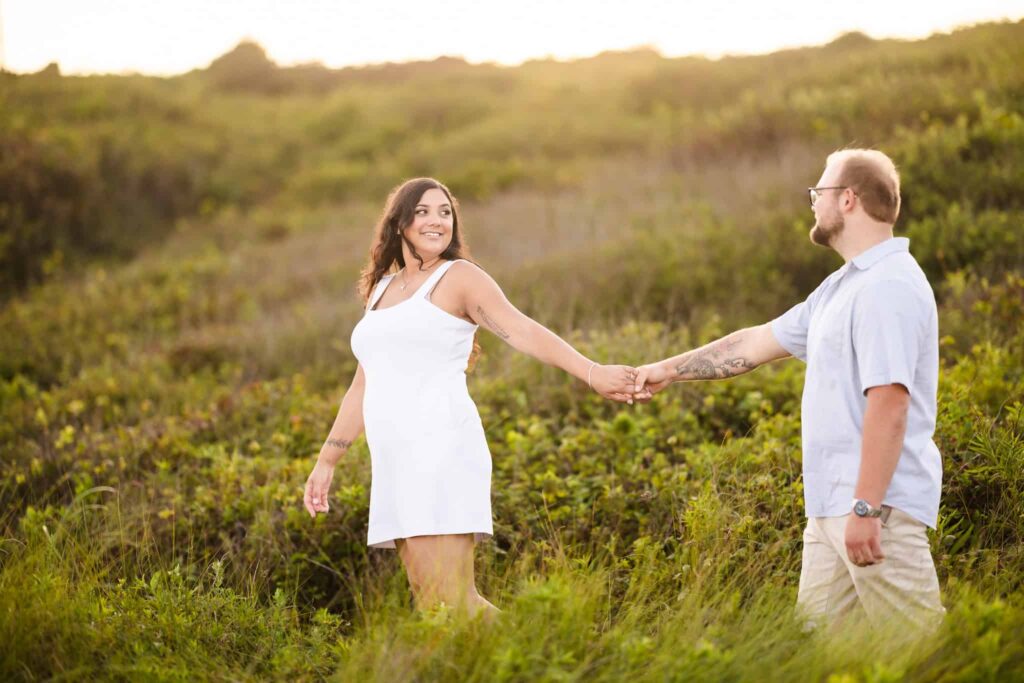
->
<box><xmin>807</xmin><ymin>186</ymin><xmax>849</xmax><ymax>207</ymax></box>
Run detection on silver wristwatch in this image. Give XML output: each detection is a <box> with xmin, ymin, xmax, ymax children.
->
<box><xmin>852</xmin><ymin>498</ymin><xmax>884</xmax><ymax>518</ymax></box>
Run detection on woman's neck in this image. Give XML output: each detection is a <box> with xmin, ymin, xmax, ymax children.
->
<box><xmin>399</xmin><ymin>245</ymin><xmax>444</xmax><ymax>273</ymax></box>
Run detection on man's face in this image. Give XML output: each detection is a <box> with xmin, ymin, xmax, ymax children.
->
<box><xmin>809</xmin><ymin>164</ymin><xmax>845</xmax><ymax>247</ymax></box>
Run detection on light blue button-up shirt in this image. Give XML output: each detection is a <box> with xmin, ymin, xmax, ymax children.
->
<box><xmin>771</xmin><ymin>237</ymin><xmax>942</xmax><ymax>528</ymax></box>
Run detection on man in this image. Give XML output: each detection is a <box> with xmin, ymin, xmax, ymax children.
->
<box><xmin>634</xmin><ymin>149</ymin><xmax>945</xmax><ymax>630</ymax></box>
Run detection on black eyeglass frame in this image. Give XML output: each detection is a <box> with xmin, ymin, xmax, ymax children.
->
<box><xmin>807</xmin><ymin>186</ymin><xmax>851</xmax><ymax>207</ymax></box>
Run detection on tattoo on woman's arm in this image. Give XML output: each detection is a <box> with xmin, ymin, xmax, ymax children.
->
<box><xmin>675</xmin><ymin>335</ymin><xmax>757</xmax><ymax>380</ymax></box>
<box><xmin>325</xmin><ymin>438</ymin><xmax>352</xmax><ymax>451</ymax></box>
<box><xmin>476</xmin><ymin>305</ymin><xmax>511</xmax><ymax>340</ymax></box>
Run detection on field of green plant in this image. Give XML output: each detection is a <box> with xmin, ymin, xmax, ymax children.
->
<box><xmin>2</xmin><ymin>20</ymin><xmax>1023</xmax><ymax>681</ymax></box>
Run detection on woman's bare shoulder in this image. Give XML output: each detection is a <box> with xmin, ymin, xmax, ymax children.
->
<box><xmin>444</xmin><ymin>259</ymin><xmax>503</xmax><ymax>303</ymax></box>
<box><xmin>447</xmin><ymin>258</ymin><xmax>491</xmax><ymax>284</ymax></box>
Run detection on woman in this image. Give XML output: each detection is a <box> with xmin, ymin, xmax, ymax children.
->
<box><xmin>303</xmin><ymin>177</ymin><xmax>638</xmax><ymax>617</ymax></box>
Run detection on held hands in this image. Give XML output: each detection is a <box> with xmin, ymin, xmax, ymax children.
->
<box><xmin>589</xmin><ymin>364</ymin><xmax>644</xmax><ymax>404</ymax></box>
<box><xmin>303</xmin><ymin>458</ymin><xmax>335</xmax><ymax>518</ymax></box>
<box><xmin>631</xmin><ymin>362</ymin><xmax>673</xmax><ymax>402</ymax></box>
<box><xmin>590</xmin><ymin>362</ymin><xmax>673</xmax><ymax>404</ymax></box>
<box><xmin>845</xmin><ymin>514</ymin><xmax>885</xmax><ymax>567</ymax></box>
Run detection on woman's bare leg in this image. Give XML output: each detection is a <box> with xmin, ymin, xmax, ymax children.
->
<box><xmin>395</xmin><ymin>533</ymin><xmax>498</xmax><ymax>618</ymax></box>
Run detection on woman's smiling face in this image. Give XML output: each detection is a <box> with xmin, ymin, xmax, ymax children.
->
<box><xmin>402</xmin><ymin>187</ymin><xmax>454</xmax><ymax>261</ymax></box>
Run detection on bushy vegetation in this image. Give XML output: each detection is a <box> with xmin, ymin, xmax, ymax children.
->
<box><xmin>2</xmin><ymin>20</ymin><xmax>1023</xmax><ymax>681</ymax></box>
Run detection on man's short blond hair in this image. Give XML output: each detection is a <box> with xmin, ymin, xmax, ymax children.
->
<box><xmin>827</xmin><ymin>149</ymin><xmax>901</xmax><ymax>224</ymax></box>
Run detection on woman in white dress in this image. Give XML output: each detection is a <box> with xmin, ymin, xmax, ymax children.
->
<box><xmin>303</xmin><ymin>177</ymin><xmax>639</xmax><ymax>617</ymax></box>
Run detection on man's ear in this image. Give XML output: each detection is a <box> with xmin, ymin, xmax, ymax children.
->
<box><xmin>842</xmin><ymin>188</ymin><xmax>856</xmax><ymax>212</ymax></box>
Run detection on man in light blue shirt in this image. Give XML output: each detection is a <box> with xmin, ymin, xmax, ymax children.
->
<box><xmin>634</xmin><ymin>148</ymin><xmax>945</xmax><ymax>629</ymax></box>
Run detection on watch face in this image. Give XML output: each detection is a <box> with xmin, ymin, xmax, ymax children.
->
<box><xmin>854</xmin><ymin>500</ymin><xmax>869</xmax><ymax>517</ymax></box>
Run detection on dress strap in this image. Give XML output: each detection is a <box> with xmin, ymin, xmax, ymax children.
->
<box><xmin>414</xmin><ymin>259</ymin><xmax>459</xmax><ymax>299</ymax></box>
<box><xmin>366</xmin><ymin>274</ymin><xmax>395</xmax><ymax>311</ymax></box>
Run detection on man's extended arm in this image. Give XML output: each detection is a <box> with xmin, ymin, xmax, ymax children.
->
<box><xmin>634</xmin><ymin>323</ymin><xmax>791</xmax><ymax>395</ymax></box>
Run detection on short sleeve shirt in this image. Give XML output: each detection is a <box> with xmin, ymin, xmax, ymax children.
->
<box><xmin>771</xmin><ymin>237</ymin><xmax>942</xmax><ymax>528</ymax></box>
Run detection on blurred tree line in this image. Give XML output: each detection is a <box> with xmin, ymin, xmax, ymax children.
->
<box><xmin>1</xmin><ymin>21</ymin><xmax>1023</xmax><ymax>298</ymax></box>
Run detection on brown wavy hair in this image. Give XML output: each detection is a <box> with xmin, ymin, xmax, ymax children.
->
<box><xmin>358</xmin><ymin>177</ymin><xmax>481</xmax><ymax>370</ymax></box>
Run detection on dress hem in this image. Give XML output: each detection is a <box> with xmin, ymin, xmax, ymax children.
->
<box><xmin>368</xmin><ymin>529</ymin><xmax>493</xmax><ymax>550</ymax></box>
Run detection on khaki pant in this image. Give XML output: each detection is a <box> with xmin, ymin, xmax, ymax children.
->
<box><xmin>796</xmin><ymin>507</ymin><xmax>945</xmax><ymax>631</ymax></box>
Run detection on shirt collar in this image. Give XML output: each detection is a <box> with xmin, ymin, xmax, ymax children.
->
<box><xmin>851</xmin><ymin>237</ymin><xmax>909</xmax><ymax>270</ymax></box>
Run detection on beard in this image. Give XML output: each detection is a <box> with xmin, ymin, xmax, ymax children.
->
<box><xmin>809</xmin><ymin>210</ymin><xmax>845</xmax><ymax>247</ymax></box>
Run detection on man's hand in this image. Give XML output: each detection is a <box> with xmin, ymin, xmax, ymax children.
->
<box><xmin>632</xmin><ymin>362</ymin><xmax>672</xmax><ymax>402</ymax></box>
<box><xmin>845</xmin><ymin>514</ymin><xmax>885</xmax><ymax>566</ymax></box>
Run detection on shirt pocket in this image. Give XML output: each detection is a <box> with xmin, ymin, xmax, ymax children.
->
<box><xmin>819</xmin><ymin>325</ymin><xmax>848</xmax><ymax>362</ymax></box>
<box><xmin>809</xmin><ymin>300</ymin><xmax>849</xmax><ymax>362</ymax></box>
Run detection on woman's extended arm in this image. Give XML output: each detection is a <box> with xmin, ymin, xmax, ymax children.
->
<box><xmin>304</xmin><ymin>364</ymin><xmax>366</xmax><ymax>517</ymax></box>
<box><xmin>455</xmin><ymin>262</ymin><xmax>637</xmax><ymax>402</ymax></box>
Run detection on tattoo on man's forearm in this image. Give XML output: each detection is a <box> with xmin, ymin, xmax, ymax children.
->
<box><xmin>325</xmin><ymin>438</ymin><xmax>352</xmax><ymax>451</ymax></box>
<box><xmin>679</xmin><ymin>357</ymin><xmax>718</xmax><ymax>379</ymax></box>
<box><xmin>675</xmin><ymin>334</ymin><xmax>758</xmax><ymax>380</ymax></box>
<box><xmin>476</xmin><ymin>305</ymin><xmax>511</xmax><ymax>340</ymax></box>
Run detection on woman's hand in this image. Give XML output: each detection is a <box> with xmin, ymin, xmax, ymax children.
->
<box><xmin>303</xmin><ymin>458</ymin><xmax>336</xmax><ymax>518</ymax></box>
<box><xmin>590</xmin><ymin>364</ymin><xmax>641</xmax><ymax>404</ymax></box>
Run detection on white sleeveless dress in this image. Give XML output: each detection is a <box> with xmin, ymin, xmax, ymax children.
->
<box><xmin>349</xmin><ymin>259</ymin><xmax>493</xmax><ymax>548</ymax></box>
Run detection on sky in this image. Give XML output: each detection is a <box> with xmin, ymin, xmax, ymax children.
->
<box><xmin>3</xmin><ymin>0</ymin><xmax>1024</xmax><ymax>75</ymax></box>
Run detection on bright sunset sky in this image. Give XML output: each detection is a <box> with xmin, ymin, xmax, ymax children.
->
<box><xmin>3</xmin><ymin>0</ymin><xmax>1023</xmax><ymax>75</ymax></box>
